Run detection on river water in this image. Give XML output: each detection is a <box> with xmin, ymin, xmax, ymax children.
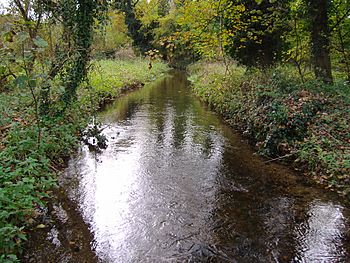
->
<box><xmin>62</xmin><ymin>71</ymin><xmax>350</xmax><ymax>262</ymax></box>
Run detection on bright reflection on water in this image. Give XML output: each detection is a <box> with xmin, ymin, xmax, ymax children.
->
<box><xmin>294</xmin><ymin>203</ymin><xmax>347</xmax><ymax>262</ymax></box>
<box><xmin>63</xmin><ymin>71</ymin><xmax>350</xmax><ymax>262</ymax></box>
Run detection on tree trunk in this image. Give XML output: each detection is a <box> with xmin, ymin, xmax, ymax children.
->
<box><xmin>116</xmin><ymin>0</ymin><xmax>150</xmax><ymax>53</ymax></box>
<box><xmin>307</xmin><ymin>0</ymin><xmax>333</xmax><ymax>84</ymax></box>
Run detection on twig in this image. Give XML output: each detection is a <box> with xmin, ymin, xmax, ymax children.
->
<box><xmin>0</xmin><ymin>124</ymin><xmax>11</xmax><ymax>133</ymax></box>
<box><xmin>48</xmin><ymin>163</ymin><xmax>60</xmax><ymax>173</ymax></box>
<box><xmin>264</xmin><ymin>153</ymin><xmax>294</xmax><ymax>164</ymax></box>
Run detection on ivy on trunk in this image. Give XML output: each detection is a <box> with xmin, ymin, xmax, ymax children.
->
<box><xmin>307</xmin><ymin>0</ymin><xmax>333</xmax><ymax>84</ymax></box>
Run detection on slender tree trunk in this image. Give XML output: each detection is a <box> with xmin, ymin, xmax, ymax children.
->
<box><xmin>307</xmin><ymin>0</ymin><xmax>333</xmax><ymax>84</ymax></box>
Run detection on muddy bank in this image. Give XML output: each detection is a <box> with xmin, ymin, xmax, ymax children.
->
<box><xmin>97</xmin><ymin>81</ymin><xmax>146</xmax><ymax>110</ymax></box>
<box><xmin>20</xmin><ymin>187</ymin><xmax>97</xmax><ymax>263</ymax></box>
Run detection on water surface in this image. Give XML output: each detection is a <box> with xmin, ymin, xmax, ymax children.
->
<box><xmin>63</xmin><ymin>71</ymin><xmax>350</xmax><ymax>262</ymax></box>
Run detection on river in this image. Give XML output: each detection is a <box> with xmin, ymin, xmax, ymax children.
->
<box><xmin>61</xmin><ymin>71</ymin><xmax>350</xmax><ymax>262</ymax></box>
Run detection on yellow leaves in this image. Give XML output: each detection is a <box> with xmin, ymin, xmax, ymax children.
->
<box><xmin>236</xmin><ymin>4</ymin><xmax>246</xmax><ymax>13</ymax></box>
<box><xmin>135</xmin><ymin>0</ymin><xmax>160</xmax><ymax>27</ymax></box>
<box><xmin>173</xmin><ymin>0</ymin><xmax>243</xmax><ymax>58</ymax></box>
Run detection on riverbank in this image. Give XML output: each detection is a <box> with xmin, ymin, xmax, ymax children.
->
<box><xmin>188</xmin><ymin>61</ymin><xmax>350</xmax><ymax>198</ymax></box>
<box><xmin>0</xmin><ymin>58</ymin><xmax>168</xmax><ymax>262</ymax></box>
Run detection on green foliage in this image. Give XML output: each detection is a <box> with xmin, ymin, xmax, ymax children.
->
<box><xmin>126</xmin><ymin>0</ymin><xmax>350</xmax><ymax>82</ymax></box>
<box><xmin>111</xmin><ymin>0</ymin><xmax>348</xmax><ymax>82</ymax></box>
<box><xmin>92</xmin><ymin>11</ymin><xmax>131</xmax><ymax>58</ymax></box>
<box><xmin>328</xmin><ymin>0</ymin><xmax>350</xmax><ymax>82</ymax></box>
<box><xmin>60</xmin><ymin>0</ymin><xmax>108</xmax><ymax>105</ymax></box>
<box><xmin>173</xmin><ymin>0</ymin><xmax>222</xmax><ymax>58</ymax></box>
<box><xmin>115</xmin><ymin>0</ymin><xmax>154</xmax><ymax>53</ymax></box>
<box><xmin>0</xmin><ymin>128</ymin><xmax>56</xmax><ymax>261</ymax></box>
<box><xmin>0</xmin><ymin>95</ymin><xmax>86</xmax><ymax>259</ymax></box>
<box><xmin>189</xmin><ymin>61</ymin><xmax>350</xmax><ymax>196</ymax></box>
<box><xmin>226</xmin><ymin>0</ymin><xmax>290</xmax><ymax>67</ymax></box>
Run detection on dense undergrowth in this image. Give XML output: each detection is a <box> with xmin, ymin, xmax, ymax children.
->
<box><xmin>188</xmin><ymin>61</ymin><xmax>350</xmax><ymax>197</ymax></box>
<box><xmin>0</xmin><ymin>59</ymin><xmax>168</xmax><ymax>262</ymax></box>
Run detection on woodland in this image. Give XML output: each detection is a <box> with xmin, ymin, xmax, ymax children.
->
<box><xmin>0</xmin><ymin>0</ymin><xmax>350</xmax><ymax>261</ymax></box>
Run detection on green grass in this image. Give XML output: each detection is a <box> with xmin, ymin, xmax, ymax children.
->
<box><xmin>91</xmin><ymin>58</ymin><xmax>168</xmax><ymax>85</ymax></box>
<box><xmin>81</xmin><ymin>59</ymin><xmax>169</xmax><ymax>108</ymax></box>
<box><xmin>188</xmin><ymin>61</ymin><xmax>350</xmax><ymax>197</ymax></box>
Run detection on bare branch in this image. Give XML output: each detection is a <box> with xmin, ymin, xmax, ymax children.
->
<box><xmin>13</xmin><ymin>0</ymin><xmax>29</xmax><ymax>21</ymax></box>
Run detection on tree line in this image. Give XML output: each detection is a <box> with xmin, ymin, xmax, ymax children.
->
<box><xmin>1</xmin><ymin>0</ymin><xmax>349</xmax><ymax>124</ymax></box>
<box><xmin>117</xmin><ymin>0</ymin><xmax>350</xmax><ymax>84</ymax></box>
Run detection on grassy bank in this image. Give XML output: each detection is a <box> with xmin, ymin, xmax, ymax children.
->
<box><xmin>188</xmin><ymin>61</ymin><xmax>350</xmax><ymax>197</ymax></box>
<box><xmin>82</xmin><ymin>59</ymin><xmax>168</xmax><ymax>109</ymax></box>
<box><xmin>0</xmin><ymin>58</ymin><xmax>168</xmax><ymax>262</ymax></box>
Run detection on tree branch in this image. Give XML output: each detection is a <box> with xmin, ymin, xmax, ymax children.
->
<box><xmin>330</xmin><ymin>7</ymin><xmax>350</xmax><ymax>32</ymax></box>
<box><xmin>13</xmin><ymin>0</ymin><xmax>29</xmax><ymax>21</ymax></box>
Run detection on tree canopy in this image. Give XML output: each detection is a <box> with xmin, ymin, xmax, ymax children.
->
<box><xmin>2</xmin><ymin>0</ymin><xmax>350</xmax><ymax>84</ymax></box>
<box><xmin>111</xmin><ymin>0</ymin><xmax>350</xmax><ymax>83</ymax></box>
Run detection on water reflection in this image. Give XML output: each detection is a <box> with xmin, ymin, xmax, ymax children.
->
<box><xmin>63</xmin><ymin>71</ymin><xmax>350</xmax><ymax>262</ymax></box>
<box><xmin>294</xmin><ymin>202</ymin><xmax>347</xmax><ymax>262</ymax></box>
